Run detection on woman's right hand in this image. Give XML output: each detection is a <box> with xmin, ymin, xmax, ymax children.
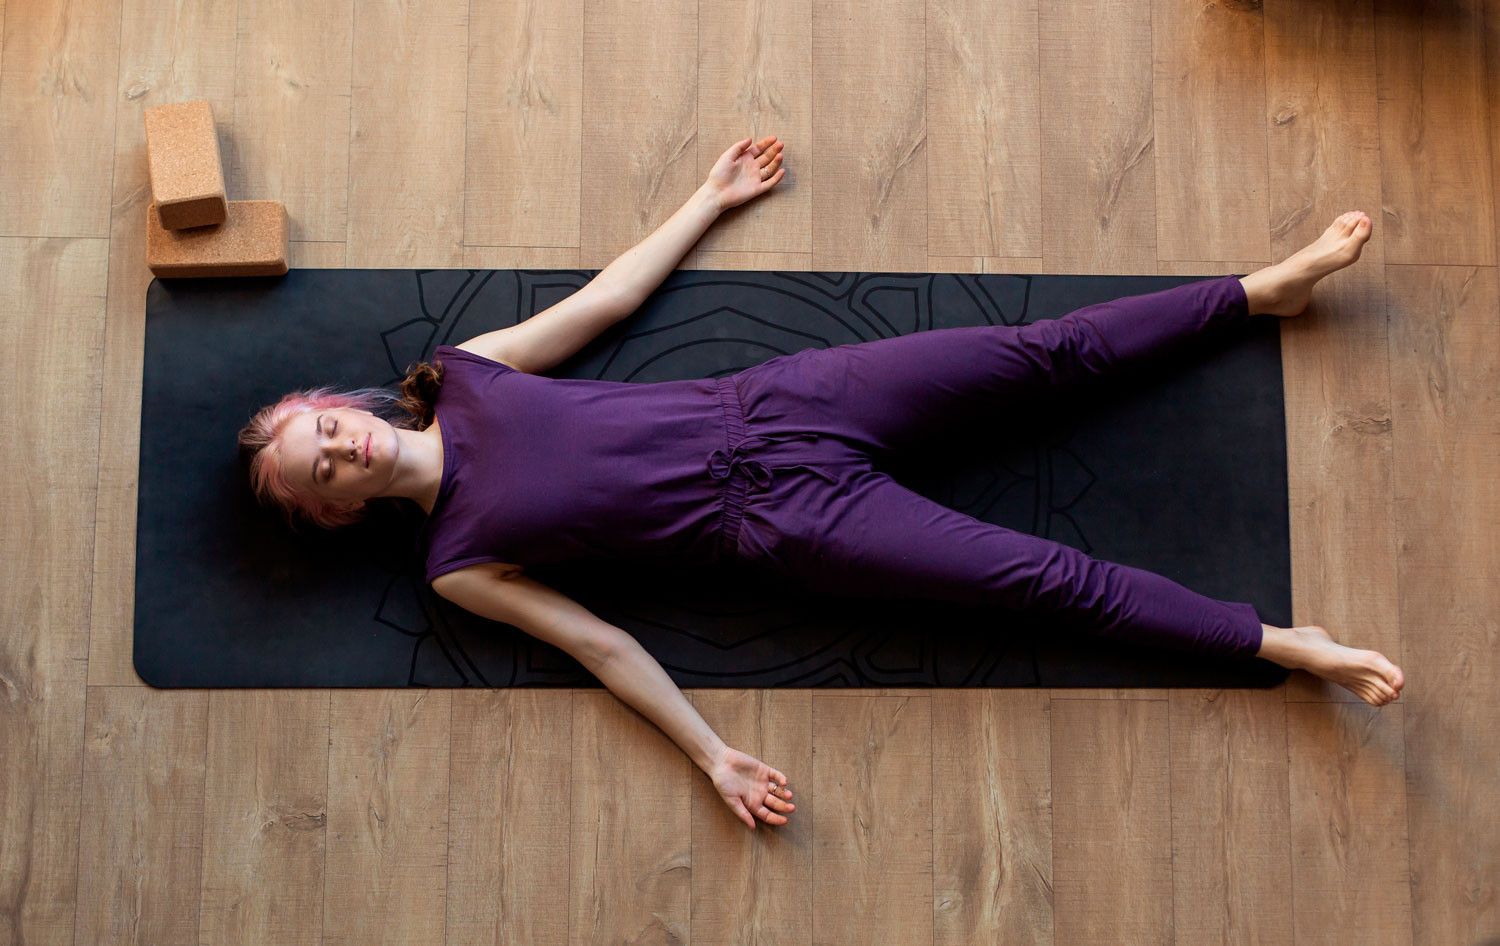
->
<box><xmin>709</xmin><ymin>745</ymin><xmax>795</xmax><ymax>830</ymax></box>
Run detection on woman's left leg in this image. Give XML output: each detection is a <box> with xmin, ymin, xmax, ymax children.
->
<box><xmin>730</xmin><ymin>274</ymin><xmax>1252</xmax><ymax>457</ymax></box>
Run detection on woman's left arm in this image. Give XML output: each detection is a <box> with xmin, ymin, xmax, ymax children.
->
<box><xmin>595</xmin><ymin>135</ymin><xmax>786</xmax><ymax>313</ymax></box>
<box><xmin>468</xmin><ymin>136</ymin><xmax>786</xmax><ymax>375</ymax></box>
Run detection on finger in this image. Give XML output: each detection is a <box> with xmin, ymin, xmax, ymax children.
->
<box><xmin>761</xmin><ymin>167</ymin><xmax>787</xmax><ymax>191</ymax></box>
<box><xmin>755</xmin><ymin>804</ymin><xmax>788</xmax><ymax>825</ymax></box>
<box><xmin>761</xmin><ymin>153</ymin><xmax>784</xmax><ymax>178</ymax></box>
<box><xmin>731</xmin><ymin>797</ymin><xmax>755</xmax><ymax>830</ymax></box>
<box><xmin>756</xmin><ymin>140</ymin><xmax>784</xmax><ymax>168</ymax></box>
<box><xmin>764</xmin><ymin>793</ymin><xmax>794</xmax><ymax>814</ymax></box>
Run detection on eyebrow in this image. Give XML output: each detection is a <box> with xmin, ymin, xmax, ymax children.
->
<box><xmin>311</xmin><ymin>414</ymin><xmax>323</xmax><ymax>483</ymax></box>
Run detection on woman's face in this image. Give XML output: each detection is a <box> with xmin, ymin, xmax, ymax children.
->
<box><xmin>279</xmin><ymin>407</ymin><xmax>397</xmax><ymax>506</ymax></box>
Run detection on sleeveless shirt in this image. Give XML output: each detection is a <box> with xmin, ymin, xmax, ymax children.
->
<box><xmin>416</xmin><ymin>345</ymin><xmax>732</xmax><ymax>583</ymax></box>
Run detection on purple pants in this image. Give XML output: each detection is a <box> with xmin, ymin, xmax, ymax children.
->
<box><xmin>708</xmin><ymin>274</ymin><xmax>1266</xmax><ymax>659</ymax></box>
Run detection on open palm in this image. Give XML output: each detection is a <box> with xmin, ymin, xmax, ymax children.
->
<box><xmin>705</xmin><ymin>135</ymin><xmax>787</xmax><ymax>212</ymax></box>
<box><xmin>710</xmin><ymin>746</ymin><xmax>795</xmax><ymax>830</ymax></box>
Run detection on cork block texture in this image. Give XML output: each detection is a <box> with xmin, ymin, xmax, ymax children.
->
<box><xmin>144</xmin><ymin>99</ymin><xmax>228</xmax><ymax>229</ymax></box>
<box><xmin>146</xmin><ymin>200</ymin><xmax>290</xmax><ymax>278</ymax></box>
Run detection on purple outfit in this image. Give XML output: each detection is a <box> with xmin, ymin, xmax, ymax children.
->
<box><xmin>418</xmin><ymin>274</ymin><xmax>1265</xmax><ymax>658</ymax></box>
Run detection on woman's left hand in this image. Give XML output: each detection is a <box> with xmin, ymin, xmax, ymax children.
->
<box><xmin>705</xmin><ymin>135</ymin><xmax>787</xmax><ymax>213</ymax></box>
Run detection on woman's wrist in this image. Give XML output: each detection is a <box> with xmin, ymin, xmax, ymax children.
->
<box><xmin>693</xmin><ymin>181</ymin><xmax>726</xmax><ymax>220</ymax></box>
<box><xmin>699</xmin><ymin>734</ymin><xmax>729</xmax><ymax>775</ymax></box>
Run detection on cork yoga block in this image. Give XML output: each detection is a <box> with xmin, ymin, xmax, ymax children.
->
<box><xmin>146</xmin><ymin>200</ymin><xmax>290</xmax><ymax>278</ymax></box>
<box><xmin>144</xmin><ymin>99</ymin><xmax>228</xmax><ymax>229</ymax></box>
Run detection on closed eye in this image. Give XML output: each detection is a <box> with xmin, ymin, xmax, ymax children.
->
<box><xmin>319</xmin><ymin>417</ymin><xmax>339</xmax><ymax>483</ymax></box>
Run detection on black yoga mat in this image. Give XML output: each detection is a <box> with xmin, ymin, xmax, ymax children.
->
<box><xmin>136</xmin><ymin>268</ymin><xmax>1292</xmax><ymax>689</ymax></box>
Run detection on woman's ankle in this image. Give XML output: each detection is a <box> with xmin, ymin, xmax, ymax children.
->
<box><xmin>1255</xmin><ymin>623</ymin><xmax>1303</xmax><ymax>670</ymax></box>
<box><xmin>1238</xmin><ymin>270</ymin><xmax>1277</xmax><ymax>317</ymax></box>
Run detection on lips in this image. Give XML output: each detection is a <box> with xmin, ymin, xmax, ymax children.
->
<box><xmin>364</xmin><ymin>433</ymin><xmax>371</xmax><ymax>466</ymax></box>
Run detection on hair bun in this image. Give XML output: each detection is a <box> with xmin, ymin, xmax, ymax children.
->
<box><xmin>398</xmin><ymin>360</ymin><xmax>444</xmax><ymax>428</ymax></box>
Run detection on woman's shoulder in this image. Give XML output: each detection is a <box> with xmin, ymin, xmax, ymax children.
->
<box><xmin>431</xmin><ymin>559</ymin><xmax>525</xmax><ymax>585</ymax></box>
<box><xmin>439</xmin><ymin>342</ymin><xmax>522</xmax><ymax>373</ymax></box>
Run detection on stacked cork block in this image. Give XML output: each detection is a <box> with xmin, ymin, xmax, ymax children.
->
<box><xmin>144</xmin><ymin>99</ymin><xmax>290</xmax><ymax>278</ymax></box>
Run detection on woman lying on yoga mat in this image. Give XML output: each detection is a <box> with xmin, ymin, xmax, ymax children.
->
<box><xmin>239</xmin><ymin>135</ymin><xmax>1403</xmax><ymax>831</ymax></box>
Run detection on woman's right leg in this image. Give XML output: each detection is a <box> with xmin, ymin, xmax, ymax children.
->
<box><xmin>740</xmin><ymin>466</ymin><xmax>1266</xmax><ymax>659</ymax></box>
<box><xmin>739</xmin><ymin>466</ymin><xmax>1403</xmax><ymax>704</ymax></box>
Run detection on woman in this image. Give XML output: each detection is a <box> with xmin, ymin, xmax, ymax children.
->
<box><xmin>239</xmin><ymin>135</ymin><xmax>1402</xmax><ymax>832</ymax></box>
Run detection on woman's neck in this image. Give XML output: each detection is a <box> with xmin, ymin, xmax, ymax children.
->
<box><xmin>386</xmin><ymin>421</ymin><xmax>445</xmax><ymax>513</ymax></box>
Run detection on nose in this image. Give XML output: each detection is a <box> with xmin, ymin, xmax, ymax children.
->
<box><xmin>324</xmin><ymin>435</ymin><xmax>359</xmax><ymax>462</ymax></box>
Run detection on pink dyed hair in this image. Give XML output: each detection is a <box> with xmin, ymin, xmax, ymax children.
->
<box><xmin>237</xmin><ymin>384</ymin><xmax>410</xmax><ymax>532</ymax></box>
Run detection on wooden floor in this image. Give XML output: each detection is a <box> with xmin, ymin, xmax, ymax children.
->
<box><xmin>2</xmin><ymin>0</ymin><xmax>1497</xmax><ymax>941</ymax></box>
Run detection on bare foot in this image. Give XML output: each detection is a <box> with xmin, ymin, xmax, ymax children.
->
<box><xmin>1240</xmin><ymin>211</ymin><xmax>1373</xmax><ymax>317</ymax></box>
<box><xmin>1260</xmin><ymin>624</ymin><xmax>1405</xmax><ymax>706</ymax></box>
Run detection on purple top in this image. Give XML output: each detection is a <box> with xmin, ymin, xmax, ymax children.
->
<box><xmin>416</xmin><ymin>345</ymin><xmax>730</xmax><ymax>583</ymax></box>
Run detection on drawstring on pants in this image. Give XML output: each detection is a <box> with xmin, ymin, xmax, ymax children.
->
<box><xmin>710</xmin><ymin>375</ymin><xmax>846</xmax><ymax>561</ymax></box>
<box><xmin>705</xmin><ymin>432</ymin><xmax>840</xmax><ymax>491</ymax></box>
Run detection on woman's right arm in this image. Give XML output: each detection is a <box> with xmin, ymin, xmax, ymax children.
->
<box><xmin>431</xmin><ymin>564</ymin><xmax>795</xmax><ymax>829</ymax></box>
